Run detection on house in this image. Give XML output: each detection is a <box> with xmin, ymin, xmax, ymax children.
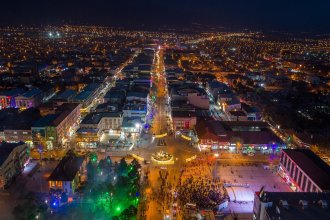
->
<box><xmin>48</xmin><ymin>154</ymin><xmax>85</xmax><ymax>194</ymax></box>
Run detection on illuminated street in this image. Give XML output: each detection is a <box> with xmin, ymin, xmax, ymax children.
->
<box><xmin>0</xmin><ymin>3</ymin><xmax>329</xmax><ymax>219</ymax></box>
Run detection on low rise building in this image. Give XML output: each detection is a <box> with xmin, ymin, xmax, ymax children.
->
<box><xmin>196</xmin><ymin>120</ymin><xmax>283</xmax><ymax>151</ymax></box>
<box><xmin>48</xmin><ymin>154</ymin><xmax>85</xmax><ymax>194</ymax></box>
<box><xmin>228</xmin><ymin>110</ymin><xmax>247</xmax><ymax>121</ymax></box>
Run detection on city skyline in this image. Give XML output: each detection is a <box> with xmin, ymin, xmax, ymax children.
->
<box><xmin>0</xmin><ymin>1</ymin><xmax>329</xmax><ymax>220</ymax></box>
<box><xmin>1</xmin><ymin>0</ymin><xmax>330</xmax><ymax>32</ymax></box>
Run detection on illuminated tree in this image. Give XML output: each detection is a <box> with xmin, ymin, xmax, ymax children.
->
<box><xmin>89</xmin><ymin>152</ymin><xmax>98</xmax><ymax>164</ymax></box>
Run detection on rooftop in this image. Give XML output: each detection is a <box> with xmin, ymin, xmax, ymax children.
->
<box><xmin>81</xmin><ymin>112</ymin><xmax>122</xmax><ymax>125</ymax></box>
<box><xmin>259</xmin><ymin>192</ymin><xmax>330</xmax><ymax>220</ymax></box>
<box><xmin>172</xmin><ymin>111</ymin><xmax>196</xmax><ymax>118</ymax></box>
<box><xmin>53</xmin><ymin>89</ymin><xmax>77</xmax><ymax>100</ymax></box>
<box><xmin>48</xmin><ymin>155</ymin><xmax>84</xmax><ymax>181</ymax></box>
<box><xmin>0</xmin><ymin>142</ymin><xmax>25</xmax><ymax>166</ymax></box>
<box><xmin>19</xmin><ymin>88</ymin><xmax>42</xmax><ymax>98</ymax></box>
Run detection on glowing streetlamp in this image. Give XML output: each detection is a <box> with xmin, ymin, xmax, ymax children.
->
<box><xmin>135</xmin><ymin>123</ymin><xmax>141</xmax><ymax>133</ymax></box>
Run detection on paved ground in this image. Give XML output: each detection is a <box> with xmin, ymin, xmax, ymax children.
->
<box><xmin>0</xmin><ymin>161</ymin><xmax>59</xmax><ymax>220</ymax></box>
<box><xmin>214</xmin><ymin>164</ymin><xmax>291</xmax><ymax>215</ymax></box>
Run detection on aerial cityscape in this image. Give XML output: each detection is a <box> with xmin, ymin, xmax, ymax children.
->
<box><xmin>0</xmin><ymin>1</ymin><xmax>330</xmax><ymax>220</ymax></box>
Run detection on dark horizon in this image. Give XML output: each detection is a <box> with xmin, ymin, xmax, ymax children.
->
<box><xmin>1</xmin><ymin>0</ymin><xmax>330</xmax><ymax>33</ymax></box>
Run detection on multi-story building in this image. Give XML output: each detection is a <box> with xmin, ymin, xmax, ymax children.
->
<box><xmin>170</xmin><ymin>84</ymin><xmax>210</xmax><ymax>110</ymax></box>
<box><xmin>15</xmin><ymin>88</ymin><xmax>43</xmax><ymax>109</ymax></box>
<box><xmin>0</xmin><ymin>88</ymin><xmax>43</xmax><ymax>110</ymax></box>
<box><xmin>171</xmin><ymin>111</ymin><xmax>197</xmax><ymax>130</ymax></box>
<box><xmin>278</xmin><ymin>149</ymin><xmax>330</xmax><ymax>192</ymax></box>
<box><xmin>253</xmin><ymin>191</ymin><xmax>330</xmax><ymax>220</ymax></box>
<box><xmin>0</xmin><ymin>108</ymin><xmax>42</xmax><ymax>146</ymax></box>
<box><xmin>123</xmin><ymin>101</ymin><xmax>147</xmax><ymax>120</ymax></box>
<box><xmin>241</xmin><ymin>103</ymin><xmax>261</xmax><ymax>121</ymax></box>
<box><xmin>0</xmin><ymin>142</ymin><xmax>29</xmax><ymax>189</ymax></box>
<box><xmin>77</xmin><ymin>112</ymin><xmax>123</xmax><ymax>147</ymax></box>
<box><xmin>0</xmin><ymin>88</ymin><xmax>25</xmax><ymax>109</ymax></box>
<box><xmin>32</xmin><ymin>103</ymin><xmax>81</xmax><ymax>149</ymax></box>
<box><xmin>80</xmin><ymin>112</ymin><xmax>123</xmax><ymax>132</ymax></box>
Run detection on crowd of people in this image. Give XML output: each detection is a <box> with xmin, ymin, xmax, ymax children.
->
<box><xmin>177</xmin><ymin>157</ymin><xmax>226</xmax><ymax>210</ymax></box>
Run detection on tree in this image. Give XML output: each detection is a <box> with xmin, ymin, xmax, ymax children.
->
<box><xmin>87</xmin><ymin>160</ymin><xmax>96</xmax><ymax>182</ymax></box>
<box><xmin>89</xmin><ymin>152</ymin><xmax>98</xmax><ymax>164</ymax></box>
<box><xmin>118</xmin><ymin>158</ymin><xmax>128</xmax><ymax>176</ymax></box>
<box><xmin>130</xmin><ymin>159</ymin><xmax>141</xmax><ymax>170</ymax></box>
<box><xmin>12</xmin><ymin>193</ymin><xmax>47</xmax><ymax>220</ymax></box>
<box><xmin>106</xmin><ymin>156</ymin><xmax>113</xmax><ymax>167</ymax></box>
<box><xmin>119</xmin><ymin>205</ymin><xmax>137</xmax><ymax>220</ymax></box>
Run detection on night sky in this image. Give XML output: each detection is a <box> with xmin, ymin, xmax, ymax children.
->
<box><xmin>1</xmin><ymin>0</ymin><xmax>330</xmax><ymax>32</ymax></box>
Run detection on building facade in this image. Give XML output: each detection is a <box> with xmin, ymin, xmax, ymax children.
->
<box><xmin>0</xmin><ymin>142</ymin><xmax>29</xmax><ymax>189</ymax></box>
<box><xmin>278</xmin><ymin>149</ymin><xmax>330</xmax><ymax>193</ymax></box>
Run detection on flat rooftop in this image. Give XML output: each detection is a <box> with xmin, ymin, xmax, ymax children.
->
<box><xmin>260</xmin><ymin>192</ymin><xmax>330</xmax><ymax>220</ymax></box>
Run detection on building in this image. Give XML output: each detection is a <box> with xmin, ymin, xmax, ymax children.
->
<box><xmin>171</xmin><ymin>111</ymin><xmax>197</xmax><ymax>130</ymax></box>
<box><xmin>32</xmin><ymin>103</ymin><xmax>81</xmax><ymax>149</ymax></box>
<box><xmin>253</xmin><ymin>191</ymin><xmax>330</xmax><ymax>220</ymax></box>
<box><xmin>0</xmin><ymin>88</ymin><xmax>25</xmax><ymax>109</ymax></box>
<box><xmin>228</xmin><ymin>110</ymin><xmax>247</xmax><ymax>121</ymax></box>
<box><xmin>73</xmin><ymin>83</ymin><xmax>103</xmax><ymax>111</ymax></box>
<box><xmin>241</xmin><ymin>103</ymin><xmax>261</xmax><ymax>121</ymax></box>
<box><xmin>80</xmin><ymin>112</ymin><xmax>123</xmax><ymax>132</ymax></box>
<box><xmin>195</xmin><ymin>120</ymin><xmax>230</xmax><ymax>151</ymax></box>
<box><xmin>0</xmin><ymin>142</ymin><xmax>29</xmax><ymax>189</ymax></box>
<box><xmin>51</xmin><ymin>89</ymin><xmax>77</xmax><ymax>106</ymax></box>
<box><xmin>170</xmin><ymin>84</ymin><xmax>210</xmax><ymax>110</ymax></box>
<box><xmin>78</xmin><ymin>112</ymin><xmax>123</xmax><ymax>147</ymax></box>
<box><xmin>278</xmin><ymin>149</ymin><xmax>330</xmax><ymax>192</ymax></box>
<box><xmin>195</xmin><ymin>120</ymin><xmax>283</xmax><ymax>152</ymax></box>
<box><xmin>15</xmin><ymin>88</ymin><xmax>43</xmax><ymax>109</ymax></box>
<box><xmin>123</xmin><ymin>101</ymin><xmax>147</xmax><ymax>120</ymax></box>
<box><xmin>0</xmin><ymin>108</ymin><xmax>42</xmax><ymax>146</ymax></box>
<box><xmin>126</xmin><ymin>91</ymin><xmax>149</xmax><ymax>103</ymax></box>
<box><xmin>48</xmin><ymin>154</ymin><xmax>85</xmax><ymax>194</ymax></box>
<box><xmin>206</xmin><ymin>81</ymin><xmax>231</xmax><ymax>101</ymax></box>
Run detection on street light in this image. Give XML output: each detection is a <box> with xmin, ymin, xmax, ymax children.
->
<box><xmin>135</xmin><ymin>123</ymin><xmax>141</xmax><ymax>132</ymax></box>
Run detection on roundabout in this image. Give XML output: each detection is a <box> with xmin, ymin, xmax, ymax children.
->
<box><xmin>151</xmin><ymin>150</ymin><xmax>174</xmax><ymax>165</ymax></box>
